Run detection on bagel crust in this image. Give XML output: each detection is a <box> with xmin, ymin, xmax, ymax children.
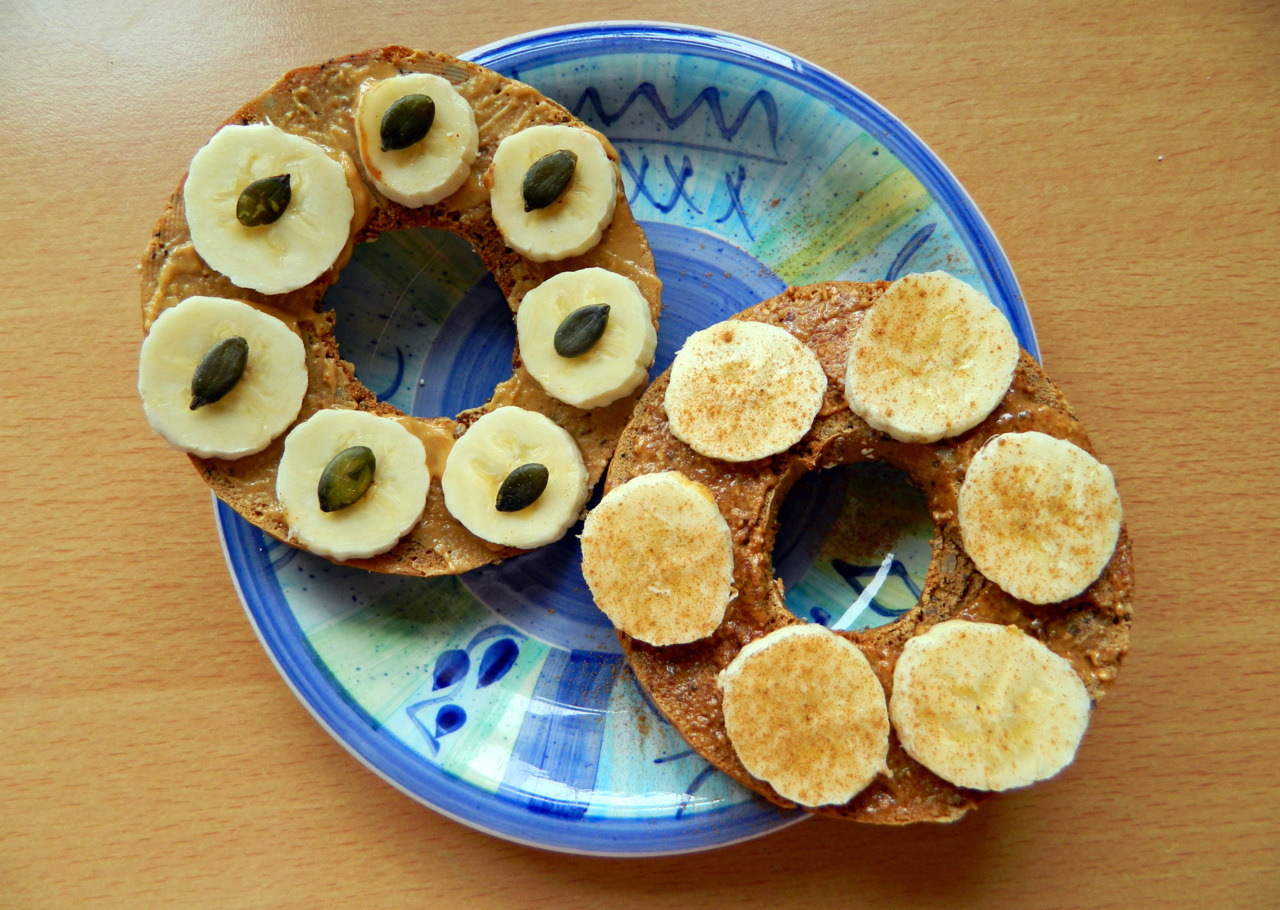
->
<box><xmin>607</xmin><ymin>282</ymin><xmax>1133</xmax><ymax>824</ymax></box>
<box><xmin>140</xmin><ymin>47</ymin><xmax>661</xmax><ymax>575</ymax></box>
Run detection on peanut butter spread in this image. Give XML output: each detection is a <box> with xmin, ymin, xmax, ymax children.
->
<box><xmin>140</xmin><ymin>47</ymin><xmax>661</xmax><ymax>575</ymax></box>
<box><xmin>607</xmin><ymin>281</ymin><xmax>1133</xmax><ymax>824</ymax></box>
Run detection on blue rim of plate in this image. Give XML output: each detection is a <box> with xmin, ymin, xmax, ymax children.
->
<box><xmin>219</xmin><ymin>21</ymin><xmax>1033</xmax><ymax>857</ymax></box>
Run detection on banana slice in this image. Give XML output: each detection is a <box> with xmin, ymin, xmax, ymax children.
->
<box><xmin>718</xmin><ymin>624</ymin><xmax>890</xmax><ymax>807</ymax></box>
<box><xmin>276</xmin><ymin>409</ymin><xmax>430</xmax><ymax>561</ymax></box>
<box><xmin>664</xmin><ymin>320</ymin><xmax>827</xmax><ymax>462</ymax></box>
<box><xmin>889</xmin><ymin>620</ymin><xmax>1092</xmax><ymax>792</ymax></box>
<box><xmin>844</xmin><ymin>271</ymin><xmax>1019</xmax><ymax>443</ymax></box>
<box><xmin>515</xmin><ymin>267</ymin><xmax>657</xmax><ymax>409</ymax></box>
<box><xmin>958</xmin><ymin>431</ymin><xmax>1122</xmax><ymax>604</ymax></box>
<box><xmin>183</xmin><ymin>124</ymin><xmax>355</xmax><ymax>295</ymax></box>
<box><xmin>580</xmin><ymin>471</ymin><xmax>734</xmax><ymax>646</ymax></box>
<box><xmin>488</xmin><ymin>124</ymin><xmax>618</xmax><ymax>262</ymax></box>
<box><xmin>138</xmin><ymin>295</ymin><xmax>308</xmax><ymax>459</ymax></box>
<box><xmin>354</xmin><ymin>74</ymin><xmax>479</xmax><ymax>208</ymax></box>
<box><xmin>441</xmin><ymin>406</ymin><xmax>589</xmax><ymax>549</ymax></box>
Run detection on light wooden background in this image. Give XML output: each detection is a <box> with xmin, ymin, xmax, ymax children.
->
<box><xmin>2</xmin><ymin>1</ymin><xmax>1276</xmax><ymax>907</ymax></box>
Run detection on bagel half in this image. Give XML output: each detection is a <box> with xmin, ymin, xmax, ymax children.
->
<box><xmin>140</xmin><ymin>47</ymin><xmax>661</xmax><ymax>575</ymax></box>
<box><xmin>605</xmin><ymin>281</ymin><xmax>1133</xmax><ymax>824</ymax></box>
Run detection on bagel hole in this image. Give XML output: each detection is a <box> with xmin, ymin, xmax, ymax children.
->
<box><xmin>322</xmin><ymin>226</ymin><xmax>513</xmax><ymax>418</ymax></box>
<box><xmin>775</xmin><ymin>462</ymin><xmax>933</xmax><ymax>632</ymax></box>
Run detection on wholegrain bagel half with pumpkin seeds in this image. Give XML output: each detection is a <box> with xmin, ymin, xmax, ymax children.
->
<box><xmin>602</xmin><ymin>280</ymin><xmax>1133</xmax><ymax>824</ymax></box>
<box><xmin>139</xmin><ymin>46</ymin><xmax>661</xmax><ymax>574</ymax></box>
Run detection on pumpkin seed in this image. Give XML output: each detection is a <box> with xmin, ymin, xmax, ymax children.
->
<box><xmin>318</xmin><ymin>446</ymin><xmax>376</xmax><ymax>513</ymax></box>
<box><xmin>380</xmin><ymin>93</ymin><xmax>436</xmax><ymax>152</ymax></box>
<box><xmin>495</xmin><ymin>462</ymin><xmax>549</xmax><ymax>512</ymax></box>
<box><xmin>522</xmin><ymin>149</ymin><xmax>577</xmax><ymax>211</ymax></box>
<box><xmin>553</xmin><ymin>304</ymin><xmax>610</xmax><ymax>358</ymax></box>
<box><xmin>236</xmin><ymin>174</ymin><xmax>291</xmax><ymax>227</ymax></box>
<box><xmin>190</xmin><ymin>335</ymin><xmax>249</xmax><ymax>409</ymax></box>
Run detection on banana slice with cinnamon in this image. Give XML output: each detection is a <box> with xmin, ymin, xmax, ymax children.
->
<box><xmin>844</xmin><ymin>271</ymin><xmax>1019</xmax><ymax>443</ymax></box>
<box><xmin>890</xmin><ymin>620</ymin><xmax>1092</xmax><ymax>791</ymax></box>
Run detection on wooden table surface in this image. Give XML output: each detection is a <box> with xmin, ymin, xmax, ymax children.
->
<box><xmin>2</xmin><ymin>1</ymin><xmax>1276</xmax><ymax>906</ymax></box>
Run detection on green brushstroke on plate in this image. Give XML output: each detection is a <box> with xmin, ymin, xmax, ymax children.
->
<box><xmin>751</xmin><ymin>133</ymin><xmax>932</xmax><ymax>284</ymax></box>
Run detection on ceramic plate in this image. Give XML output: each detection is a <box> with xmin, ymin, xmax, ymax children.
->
<box><xmin>217</xmin><ymin>22</ymin><xmax>1035</xmax><ymax>856</ymax></box>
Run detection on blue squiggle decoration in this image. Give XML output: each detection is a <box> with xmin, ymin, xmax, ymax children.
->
<box><xmin>713</xmin><ymin>164</ymin><xmax>754</xmax><ymax>240</ymax></box>
<box><xmin>375</xmin><ymin>345</ymin><xmax>405</xmax><ymax>401</ymax></box>
<box><xmin>606</xmin><ymin>135</ymin><xmax>787</xmax><ymax>166</ymax></box>
<box><xmin>573</xmin><ymin>83</ymin><xmax>780</xmax><ymax>152</ymax></box>
<box><xmin>618</xmin><ymin>150</ymin><xmax>701</xmax><ymax>214</ymax></box>
<box><xmin>654</xmin><ymin>749</ymin><xmax>696</xmax><ymax>765</ymax></box>
<box><xmin>264</xmin><ymin>536</ymin><xmax>298</xmax><ymax>572</ymax></box>
<box><xmin>831</xmin><ymin>557</ymin><xmax>922</xmax><ymax>617</ymax></box>
<box><xmin>408</xmin><ymin>700</ymin><xmax>443</xmax><ymax>755</ymax></box>
<box><xmin>885</xmin><ymin>224</ymin><xmax>936</xmax><ymax>281</ymax></box>
<box><xmin>630</xmin><ymin>671</ymin><xmax>673</xmax><ymax>727</ymax></box>
<box><xmin>675</xmin><ymin>765</ymin><xmax>720</xmax><ymax>819</ymax></box>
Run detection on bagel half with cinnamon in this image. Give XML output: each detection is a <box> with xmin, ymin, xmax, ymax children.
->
<box><xmin>585</xmin><ymin>277</ymin><xmax>1132</xmax><ymax>824</ymax></box>
<box><xmin>138</xmin><ymin>47</ymin><xmax>661</xmax><ymax>575</ymax></box>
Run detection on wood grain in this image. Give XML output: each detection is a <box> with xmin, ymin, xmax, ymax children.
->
<box><xmin>2</xmin><ymin>0</ymin><xmax>1276</xmax><ymax>907</ymax></box>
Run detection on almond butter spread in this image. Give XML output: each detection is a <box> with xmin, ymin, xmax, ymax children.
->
<box><xmin>607</xmin><ymin>281</ymin><xmax>1133</xmax><ymax>824</ymax></box>
<box><xmin>140</xmin><ymin>46</ymin><xmax>661</xmax><ymax>576</ymax></box>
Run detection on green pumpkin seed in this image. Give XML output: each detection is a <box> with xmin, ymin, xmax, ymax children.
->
<box><xmin>380</xmin><ymin>93</ymin><xmax>436</xmax><ymax>152</ymax></box>
<box><xmin>318</xmin><ymin>446</ymin><xmax>376</xmax><ymax>513</ymax></box>
<box><xmin>553</xmin><ymin>304</ymin><xmax>610</xmax><ymax>358</ymax></box>
<box><xmin>522</xmin><ymin>149</ymin><xmax>577</xmax><ymax>211</ymax></box>
<box><xmin>236</xmin><ymin>174</ymin><xmax>292</xmax><ymax>227</ymax></box>
<box><xmin>495</xmin><ymin>462</ymin><xmax>549</xmax><ymax>512</ymax></box>
<box><xmin>190</xmin><ymin>335</ymin><xmax>249</xmax><ymax>410</ymax></box>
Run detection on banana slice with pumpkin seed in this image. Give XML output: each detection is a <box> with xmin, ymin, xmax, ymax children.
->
<box><xmin>441</xmin><ymin>406</ymin><xmax>589</xmax><ymax>549</ymax></box>
<box><xmin>183</xmin><ymin>124</ymin><xmax>355</xmax><ymax>295</ymax></box>
<box><xmin>276</xmin><ymin>409</ymin><xmax>430</xmax><ymax>561</ymax></box>
<box><xmin>515</xmin><ymin>267</ymin><xmax>657</xmax><ymax>409</ymax></box>
<box><xmin>355</xmin><ymin>73</ymin><xmax>479</xmax><ymax>207</ymax></box>
<box><xmin>138</xmin><ymin>295</ymin><xmax>308</xmax><ymax>459</ymax></box>
<box><xmin>487</xmin><ymin>124</ymin><xmax>618</xmax><ymax>261</ymax></box>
